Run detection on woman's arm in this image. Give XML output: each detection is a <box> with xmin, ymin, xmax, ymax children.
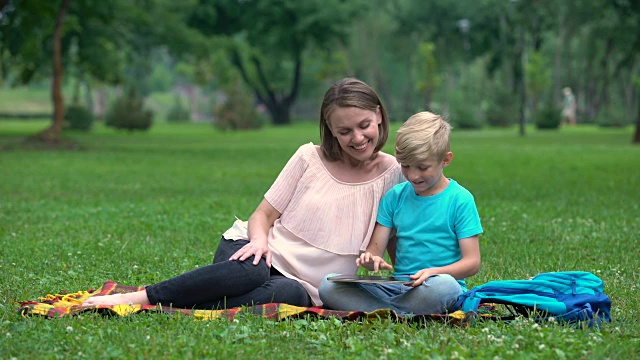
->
<box><xmin>409</xmin><ymin>235</ymin><xmax>481</xmax><ymax>286</ymax></box>
<box><xmin>229</xmin><ymin>198</ymin><xmax>282</xmax><ymax>266</ymax></box>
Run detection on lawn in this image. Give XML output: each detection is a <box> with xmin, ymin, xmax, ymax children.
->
<box><xmin>1</xmin><ymin>120</ymin><xmax>639</xmax><ymax>359</ymax></box>
<box><xmin>0</xmin><ymin>84</ymin><xmax>195</xmax><ymax>121</ymax></box>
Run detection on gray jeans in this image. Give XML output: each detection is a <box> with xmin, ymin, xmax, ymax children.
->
<box><xmin>145</xmin><ymin>237</ymin><xmax>312</xmax><ymax>309</ymax></box>
<box><xmin>319</xmin><ymin>273</ymin><xmax>462</xmax><ymax>315</ymax></box>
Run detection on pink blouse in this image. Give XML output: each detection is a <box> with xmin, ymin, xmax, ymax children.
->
<box><xmin>265</xmin><ymin>143</ymin><xmax>404</xmax><ymax>305</ymax></box>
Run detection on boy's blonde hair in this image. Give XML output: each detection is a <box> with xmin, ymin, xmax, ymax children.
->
<box><xmin>395</xmin><ymin>111</ymin><xmax>451</xmax><ymax>164</ymax></box>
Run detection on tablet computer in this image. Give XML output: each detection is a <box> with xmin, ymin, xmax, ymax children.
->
<box><xmin>327</xmin><ymin>274</ymin><xmax>415</xmax><ymax>285</ymax></box>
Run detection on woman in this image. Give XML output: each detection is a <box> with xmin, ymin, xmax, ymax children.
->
<box><xmin>83</xmin><ymin>78</ymin><xmax>405</xmax><ymax>308</ymax></box>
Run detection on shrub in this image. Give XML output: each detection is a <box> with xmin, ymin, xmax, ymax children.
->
<box><xmin>64</xmin><ymin>104</ymin><xmax>95</xmax><ymax>131</ymax></box>
<box><xmin>166</xmin><ymin>95</ymin><xmax>191</xmax><ymax>123</ymax></box>
<box><xmin>485</xmin><ymin>88</ymin><xmax>516</xmax><ymax>127</ymax></box>
<box><xmin>595</xmin><ymin>103</ymin><xmax>631</xmax><ymax>128</ymax></box>
<box><xmin>534</xmin><ymin>104</ymin><xmax>562</xmax><ymax>129</ymax></box>
<box><xmin>105</xmin><ymin>88</ymin><xmax>153</xmax><ymax>131</ymax></box>
<box><xmin>213</xmin><ymin>82</ymin><xmax>263</xmax><ymax>131</ymax></box>
<box><xmin>447</xmin><ymin>96</ymin><xmax>483</xmax><ymax>130</ymax></box>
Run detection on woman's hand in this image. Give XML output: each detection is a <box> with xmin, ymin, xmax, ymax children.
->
<box><xmin>231</xmin><ymin>199</ymin><xmax>281</xmax><ymax>267</ymax></box>
<box><xmin>229</xmin><ymin>239</ymin><xmax>272</xmax><ymax>267</ymax></box>
<box><xmin>357</xmin><ymin>251</ymin><xmax>393</xmax><ymax>272</ymax></box>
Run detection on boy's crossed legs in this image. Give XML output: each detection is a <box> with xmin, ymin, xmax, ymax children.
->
<box><xmin>319</xmin><ymin>273</ymin><xmax>462</xmax><ymax>315</ymax></box>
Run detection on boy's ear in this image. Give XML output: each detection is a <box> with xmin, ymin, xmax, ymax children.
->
<box><xmin>442</xmin><ymin>152</ymin><xmax>454</xmax><ymax>167</ymax></box>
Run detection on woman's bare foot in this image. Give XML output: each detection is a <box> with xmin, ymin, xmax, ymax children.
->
<box><xmin>82</xmin><ymin>289</ymin><xmax>151</xmax><ymax>307</ymax></box>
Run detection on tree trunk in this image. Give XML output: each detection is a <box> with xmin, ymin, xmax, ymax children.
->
<box><xmin>530</xmin><ymin>94</ymin><xmax>538</xmax><ymax>121</ymax></box>
<box><xmin>374</xmin><ymin>68</ymin><xmax>394</xmax><ymax>118</ymax></box>
<box><xmin>84</xmin><ymin>81</ymin><xmax>93</xmax><ymax>114</ymax></box>
<box><xmin>182</xmin><ymin>84</ymin><xmax>197</xmax><ymax>121</ymax></box>
<box><xmin>95</xmin><ymin>87</ymin><xmax>107</xmax><ymax>119</ymax></box>
<box><xmin>32</xmin><ymin>0</ymin><xmax>69</xmax><ymax>143</ymax></box>
<box><xmin>592</xmin><ymin>38</ymin><xmax>613</xmax><ymax>116</ymax></box>
<box><xmin>553</xmin><ymin>9</ymin><xmax>566</xmax><ymax>102</ymax></box>
<box><xmin>72</xmin><ymin>76</ymin><xmax>81</xmax><ymax>104</ymax></box>
<box><xmin>269</xmin><ymin>102</ymin><xmax>291</xmax><ymax>125</ymax></box>
<box><xmin>514</xmin><ymin>26</ymin><xmax>526</xmax><ymax>136</ymax></box>
<box><xmin>230</xmin><ymin>48</ymin><xmax>299</xmax><ymax>126</ymax></box>
<box><xmin>634</xmin><ymin>91</ymin><xmax>640</xmax><ymax>144</ymax></box>
<box><xmin>423</xmin><ymin>89</ymin><xmax>432</xmax><ymax>111</ymax></box>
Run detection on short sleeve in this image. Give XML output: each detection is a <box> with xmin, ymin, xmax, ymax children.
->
<box><xmin>453</xmin><ymin>191</ymin><xmax>483</xmax><ymax>240</ymax></box>
<box><xmin>376</xmin><ymin>185</ymin><xmax>400</xmax><ymax>229</ymax></box>
<box><xmin>264</xmin><ymin>144</ymin><xmax>311</xmax><ymax>213</ymax></box>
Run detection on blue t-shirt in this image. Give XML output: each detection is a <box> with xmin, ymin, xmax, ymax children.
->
<box><xmin>377</xmin><ymin>179</ymin><xmax>483</xmax><ymax>290</ymax></box>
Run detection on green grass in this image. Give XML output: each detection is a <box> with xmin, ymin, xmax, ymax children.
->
<box><xmin>0</xmin><ymin>86</ymin><xmax>52</xmax><ymax>113</ymax></box>
<box><xmin>0</xmin><ymin>85</ymin><xmax>184</xmax><ymax>120</ymax></box>
<box><xmin>1</xmin><ymin>121</ymin><xmax>639</xmax><ymax>359</ymax></box>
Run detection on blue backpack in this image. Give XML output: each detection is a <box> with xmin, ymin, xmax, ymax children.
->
<box><xmin>456</xmin><ymin>271</ymin><xmax>612</xmax><ymax>327</ymax></box>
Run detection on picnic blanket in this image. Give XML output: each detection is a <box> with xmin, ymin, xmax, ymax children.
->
<box><xmin>18</xmin><ymin>281</ymin><xmax>471</xmax><ymax>324</ymax></box>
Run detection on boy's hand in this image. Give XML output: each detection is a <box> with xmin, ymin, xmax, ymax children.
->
<box><xmin>409</xmin><ymin>269</ymin><xmax>434</xmax><ymax>287</ymax></box>
<box><xmin>357</xmin><ymin>252</ymin><xmax>393</xmax><ymax>272</ymax></box>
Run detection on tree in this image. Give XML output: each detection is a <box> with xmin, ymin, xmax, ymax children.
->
<box><xmin>0</xmin><ymin>0</ymin><xmax>202</xmax><ymax>145</ymax></box>
<box><xmin>347</xmin><ymin>3</ymin><xmax>415</xmax><ymax>120</ymax></box>
<box><xmin>1</xmin><ymin>1</ymin><xmax>126</xmax><ymax>145</ymax></box>
<box><xmin>0</xmin><ymin>0</ymin><xmax>70</xmax><ymax>143</ymax></box>
<box><xmin>483</xmin><ymin>0</ymin><xmax>554</xmax><ymax>136</ymax></box>
<box><xmin>188</xmin><ymin>0</ymin><xmax>359</xmax><ymax>125</ymax></box>
<box><xmin>44</xmin><ymin>0</ymin><xmax>69</xmax><ymax>143</ymax></box>
<box><xmin>415</xmin><ymin>42</ymin><xmax>441</xmax><ymax>110</ymax></box>
<box><xmin>609</xmin><ymin>0</ymin><xmax>640</xmax><ymax>143</ymax></box>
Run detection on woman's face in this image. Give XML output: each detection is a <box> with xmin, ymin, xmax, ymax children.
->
<box><xmin>328</xmin><ymin>106</ymin><xmax>381</xmax><ymax>162</ymax></box>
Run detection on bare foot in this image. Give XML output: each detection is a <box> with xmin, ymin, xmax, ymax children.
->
<box><xmin>82</xmin><ymin>290</ymin><xmax>151</xmax><ymax>307</ymax></box>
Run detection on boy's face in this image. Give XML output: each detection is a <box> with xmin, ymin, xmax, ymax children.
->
<box><xmin>400</xmin><ymin>152</ymin><xmax>453</xmax><ymax>196</ymax></box>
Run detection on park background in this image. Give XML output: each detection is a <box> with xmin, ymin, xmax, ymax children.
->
<box><xmin>1</xmin><ymin>0</ymin><xmax>639</xmax><ymax>359</ymax></box>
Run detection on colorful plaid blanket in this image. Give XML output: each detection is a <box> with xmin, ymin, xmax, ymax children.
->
<box><xmin>18</xmin><ymin>281</ymin><xmax>471</xmax><ymax>324</ymax></box>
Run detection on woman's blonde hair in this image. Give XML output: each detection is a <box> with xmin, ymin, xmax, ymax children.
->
<box><xmin>395</xmin><ymin>111</ymin><xmax>451</xmax><ymax>164</ymax></box>
<box><xmin>319</xmin><ymin>78</ymin><xmax>390</xmax><ymax>161</ymax></box>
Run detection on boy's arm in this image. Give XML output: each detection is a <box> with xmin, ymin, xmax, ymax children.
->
<box><xmin>357</xmin><ymin>223</ymin><xmax>393</xmax><ymax>272</ymax></box>
<box><xmin>364</xmin><ymin>223</ymin><xmax>392</xmax><ymax>256</ymax></box>
<box><xmin>409</xmin><ymin>235</ymin><xmax>481</xmax><ymax>286</ymax></box>
<box><xmin>386</xmin><ymin>229</ymin><xmax>397</xmax><ymax>266</ymax></box>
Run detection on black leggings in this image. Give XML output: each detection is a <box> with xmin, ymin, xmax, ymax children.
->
<box><xmin>145</xmin><ymin>237</ymin><xmax>312</xmax><ymax>309</ymax></box>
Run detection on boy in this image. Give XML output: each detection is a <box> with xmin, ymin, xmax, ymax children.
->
<box><xmin>319</xmin><ymin>111</ymin><xmax>483</xmax><ymax>315</ymax></box>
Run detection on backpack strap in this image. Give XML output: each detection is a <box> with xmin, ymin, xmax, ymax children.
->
<box><xmin>455</xmin><ymin>288</ymin><xmax>481</xmax><ymax>313</ymax></box>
